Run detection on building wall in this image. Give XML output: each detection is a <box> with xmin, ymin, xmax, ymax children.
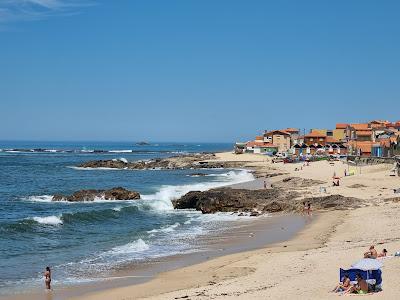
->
<box><xmin>333</xmin><ymin>129</ymin><xmax>346</xmax><ymax>141</ymax></box>
<box><xmin>304</xmin><ymin>136</ymin><xmax>327</xmax><ymax>146</ymax></box>
<box><xmin>272</xmin><ymin>134</ymin><xmax>290</xmax><ymax>152</ymax></box>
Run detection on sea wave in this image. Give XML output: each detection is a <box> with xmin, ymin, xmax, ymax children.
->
<box><xmin>23</xmin><ymin>170</ymin><xmax>253</xmax><ymax>211</ymax></box>
<box><xmin>106</xmin><ymin>239</ymin><xmax>150</xmax><ymax>255</ymax></box>
<box><xmin>23</xmin><ymin>195</ymin><xmax>54</xmax><ymax>202</ymax></box>
<box><xmin>109</xmin><ymin>150</ymin><xmax>133</xmax><ymax>153</ymax></box>
<box><xmin>140</xmin><ymin>169</ymin><xmax>254</xmax><ymax>210</ymax></box>
<box><xmin>147</xmin><ymin>222</ymin><xmax>180</xmax><ymax>233</ymax></box>
<box><xmin>30</xmin><ymin>215</ymin><xmax>63</xmax><ymax>225</ymax></box>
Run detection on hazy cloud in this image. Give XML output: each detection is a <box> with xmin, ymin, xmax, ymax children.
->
<box><xmin>0</xmin><ymin>0</ymin><xmax>93</xmax><ymax>22</ymax></box>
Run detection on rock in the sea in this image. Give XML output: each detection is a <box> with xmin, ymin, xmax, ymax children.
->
<box><xmin>173</xmin><ymin>183</ymin><xmax>364</xmax><ymax>214</ymax></box>
<box><xmin>172</xmin><ymin>188</ymin><xmax>290</xmax><ymax>214</ymax></box>
<box><xmin>76</xmin><ymin>153</ymin><xmax>221</xmax><ymax>170</ymax></box>
<box><xmin>52</xmin><ymin>187</ymin><xmax>140</xmax><ymax>202</ymax></box>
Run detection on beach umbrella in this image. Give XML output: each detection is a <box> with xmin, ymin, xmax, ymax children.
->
<box><xmin>351</xmin><ymin>258</ymin><xmax>383</xmax><ymax>271</ymax></box>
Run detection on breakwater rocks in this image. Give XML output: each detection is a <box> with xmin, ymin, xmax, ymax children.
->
<box><xmin>76</xmin><ymin>153</ymin><xmax>233</xmax><ymax>170</ymax></box>
<box><xmin>52</xmin><ymin>187</ymin><xmax>140</xmax><ymax>202</ymax></box>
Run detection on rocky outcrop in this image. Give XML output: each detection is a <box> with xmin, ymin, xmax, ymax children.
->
<box><xmin>77</xmin><ymin>153</ymin><xmax>220</xmax><ymax>170</ymax></box>
<box><xmin>172</xmin><ymin>188</ymin><xmax>300</xmax><ymax>214</ymax></box>
<box><xmin>52</xmin><ymin>187</ymin><xmax>140</xmax><ymax>202</ymax></box>
<box><xmin>173</xmin><ymin>186</ymin><xmax>363</xmax><ymax>214</ymax></box>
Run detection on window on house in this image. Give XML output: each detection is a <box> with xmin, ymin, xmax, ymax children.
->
<box><xmin>319</xmin><ymin>138</ymin><xmax>324</xmax><ymax>141</ymax></box>
<box><xmin>310</xmin><ymin>138</ymin><xmax>314</xmax><ymax>141</ymax></box>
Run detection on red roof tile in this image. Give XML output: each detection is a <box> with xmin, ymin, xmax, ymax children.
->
<box><xmin>326</xmin><ymin>137</ymin><xmax>340</xmax><ymax>143</ymax></box>
<box><xmin>304</xmin><ymin>131</ymin><xmax>327</xmax><ymax>138</ymax></box>
<box><xmin>282</xmin><ymin>128</ymin><xmax>299</xmax><ymax>133</ymax></box>
<box><xmin>265</xmin><ymin>130</ymin><xmax>291</xmax><ymax>136</ymax></box>
<box><xmin>336</xmin><ymin>123</ymin><xmax>349</xmax><ymax>129</ymax></box>
<box><xmin>351</xmin><ymin>123</ymin><xmax>370</xmax><ymax>130</ymax></box>
<box><xmin>356</xmin><ymin>130</ymin><xmax>372</xmax><ymax>137</ymax></box>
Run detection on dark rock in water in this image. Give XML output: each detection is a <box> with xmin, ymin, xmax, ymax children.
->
<box><xmin>77</xmin><ymin>153</ymin><xmax>218</xmax><ymax>170</ymax></box>
<box><xmin>52</xmin><ymin>187</ymin><xmax>140</xmax><ymax>202</ymax></box>
<box><xmin>250</xmin><ymin>211</ymin><xmax>260</xmax><ymax>217</ymax></box>
<box><xmin>173</xmin><ymin>182</ymin><xmax>363</xmax><ymax>214</ymax></box>
<box><xmin>136</xmin><ymin>142</ymin><xmax>150</xmax><ymax>145</ymax></box>
<box><xmin>189</xmin><ymin>173</ymin><xmax>207</xmax><ymax>177</ymax></box>
<box><xmin>172</xmin><ymin>188</ymin><xmax>289</xmax><ymax>214</ymax></box>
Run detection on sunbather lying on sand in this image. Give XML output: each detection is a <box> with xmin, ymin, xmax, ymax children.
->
<box><xmin>332</xmin><ymin>274</ymin><xmax>351</xmax><ymax>293</ymax></box>
<box><xmin>378</xmin><ymin>248</ymin><xmax>388</xmax><ymax>258</ymax></box>
<box><xmin>364</xmin><ymin>245</ymin><xmax>378</xmax><ymax>259</ymax></box>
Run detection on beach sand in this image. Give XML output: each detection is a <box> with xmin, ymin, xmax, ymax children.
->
<box><xmin>66</xmin><ymin>152</ymin><xmax>400</xmax><ymax>300</ymax></box>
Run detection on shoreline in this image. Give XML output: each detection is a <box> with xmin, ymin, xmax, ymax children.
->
<box><xmin>68</xmin><ymin>210</ymin><xmax>338</xmax><ymax>300</ymax></box>
<box><xmin>4</xmin><ymin>151</ymin><xmax>400</xmax><ymax>299</ymax></box>
<box><xmin>70</xmin><ymin>152</ymin><xmax>400</xmax><ymax>299</ymax></box>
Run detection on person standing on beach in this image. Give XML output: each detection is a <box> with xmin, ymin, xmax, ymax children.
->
<box><xmin>44</xmin><ymin>267</ymin><xmax>51</xmax><ymax>290</ymax></box>
<box><xmin>264</xmin><ymin>180</ymin><xmax>267</xmax><ymax>189</ymax></box>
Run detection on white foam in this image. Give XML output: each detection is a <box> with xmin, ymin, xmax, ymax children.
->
<box><xmin>24</xmin><ymin>195</ymin><xmax>53</xmax><ymax>202</ymax></box>
<box><xmin>147</xmin><ymin>222</ymin><xmax>180</xmax><ymax>233</ymax></box>
<box><xmin>67</xmin><ymin>166</ymin><xmax>122</xmax><ymax>171</ymax></box>
<box><xmin>113</xmin><ymin>206</ymin><xmax>122</xmax><ymax>212</ymax></box>
<box><xmin>140</xmin><ymin>169</ymin><xmax>254</xmax><ymax>211</ymax></box>
<box><xmin>31</xmin><ymin>215</ymin><xmax>63</xmax><ymax>225</ymax></box>
<box><xmin>107</xmin><ymin>239</ymin><xmax>149</xmax><ymax>255</ymax></box>
<box><xmin>109</xmin><ymin>150</ymin><xmax>133</xmax><ymax>153</ymax></box>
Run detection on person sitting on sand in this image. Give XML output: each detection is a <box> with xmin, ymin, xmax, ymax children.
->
<box><xmin>332</xmin><ymin>273</ymin><xmax>351</xmax><ymax>293</ymax></box>
<box><xmin>378</xmin><ymin>248</ymin><xmax>388</xmax><ymax>257</ymax></box>
<box><xmin>364</xmin><ymin>245</ymin><xmax>378</xmax><ymax>259</ymax></box>
<box><xmin>44</xmin><ymin>266</ymin><xmax>51</xmax><ymax>290</ymax></box>
<box><xmin>346</xmin><ymin>273</ymin><xmax>368</xmax><ymax>295</ymax></box>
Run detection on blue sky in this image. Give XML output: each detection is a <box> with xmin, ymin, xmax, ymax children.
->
<box><xmin>1</xmin><ymin>0</ymin><xmax>399</xmax><ymax>142</ymax></box>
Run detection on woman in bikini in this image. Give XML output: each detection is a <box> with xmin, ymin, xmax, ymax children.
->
<box><xmin>44</xmin><ymin>266</ymin><xmax>51</xmax><ymax>290</ymax></box>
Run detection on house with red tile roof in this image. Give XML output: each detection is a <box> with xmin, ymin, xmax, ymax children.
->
<box><xmin>304</xmin><ymin>131</ymin><xmax>327</xmax><ymax>146</ymax></box>
<box><xmin>264</xmin><ymin>130</ymin><xmax>291</xmax><ymax>152</ymax></box>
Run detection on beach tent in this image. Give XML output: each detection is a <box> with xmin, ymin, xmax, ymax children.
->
<box><xmin>352</xmin><ymin>258</ymin><xmax>382</xmax><ymax>270</ymax></box>
<box><xmin>340</xmin><ymin>258</ymin><xmax>383</xmax><ymax>292</ymax></box>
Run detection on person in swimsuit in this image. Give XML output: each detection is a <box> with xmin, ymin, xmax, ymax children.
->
<box><xmin>332</xmin><ymin>273</ymin><xmax>351</xmax><ymax>293</ymax></box>
<box><xmin>346</xmin><ymin>273</ymin><xmax>368</xmax><ymax>294</ymax></box>
<box><xmin>378</xmin><ymin>248</ymin><xmax>388</xmax><ymax>257</ymax></box>
<box><xmin>44</xmin><ymin>266</ymin><xmax>51</xmax><ymax>290</ymax></box>
<box><xmin>364</xmin><ymin>245</ymin><xmax>378</xmax><ymax>259</ymax></box>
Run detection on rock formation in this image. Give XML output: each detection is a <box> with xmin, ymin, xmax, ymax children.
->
<box><xmin>52</xmin><ymin>187</ymin><xmax>140</xmax><ymax>202</ymax></box>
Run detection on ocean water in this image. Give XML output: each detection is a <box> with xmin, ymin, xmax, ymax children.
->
<box><xmin>0</xmin><ymin>142</ymin><xmax>255</xmax><ymax>295</ymax></box>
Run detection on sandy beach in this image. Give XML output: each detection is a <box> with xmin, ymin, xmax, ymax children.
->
<box><xmin>62</xmin><ymin>152</ymin><xmax>400</xmax><ymax>300</ymax></box>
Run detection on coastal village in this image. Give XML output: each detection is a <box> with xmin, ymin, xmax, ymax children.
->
<box><xmin>235</xmin><ymin>119</ymin><xmax>400</xmax><ymax>159</ymax></box>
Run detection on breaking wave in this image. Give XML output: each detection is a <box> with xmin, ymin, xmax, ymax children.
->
<box><xmin>30</xmin><ymin>215</ymin><xmax>63</xmax><ymax>225</ymax></box>
<box><xmin>140</xmin><ymin>169</ymin><xmax>254</xmax><ymax>210</ymax></box>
